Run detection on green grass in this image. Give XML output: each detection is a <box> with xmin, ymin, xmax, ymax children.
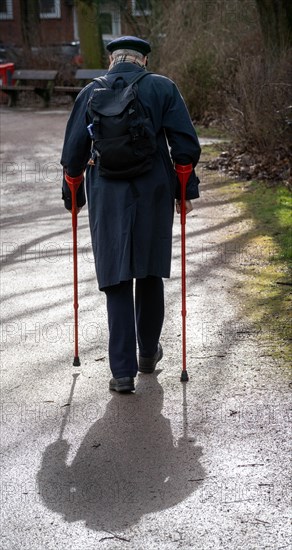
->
<box><xmin>198</xmin><ymin>143</ymin><xmax>228</xmax><ymax>163</ymax></box>
<box><xmin>241</xmin><ymin>181</ymin><xmax>292</xmax><ymax>263</ymax></box>
<box><xmin>233</xmin><ymin>180</ymin><xmax>291</xmax><ymax>361</ymax></box>
<box><xmin>205</xmin><ymin>165</ymin><xmax>292</xmax><ymax>362</ymax></box>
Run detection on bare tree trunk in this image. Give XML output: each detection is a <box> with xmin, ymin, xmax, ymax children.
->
<box><xmin>76</xmin><ymin>0</ymin><xmax>105</xmax><ymax>68</ymax></box>
<box><xmin>255</xmin><ymin>0</ymin><xmax>292</xmax><ymax>51</ymax></box>
<box><xmin>20</xmin><ymin>0</ymin><xmax>41</xmax><ymax>51</ymax></box>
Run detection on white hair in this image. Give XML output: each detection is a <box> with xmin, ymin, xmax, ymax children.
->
<box><xmin>111</xmin><ymin>48</ymin><xmax>145</xmax><ymax>60</ymax></box>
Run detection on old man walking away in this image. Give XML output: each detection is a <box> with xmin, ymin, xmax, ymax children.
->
<box><xmin>61</xmin><ymin>36</ymin><xmax>201</xmax><ymax>393</ymax></box>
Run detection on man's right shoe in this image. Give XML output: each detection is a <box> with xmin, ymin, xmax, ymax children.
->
<box><xmin>109</xmin><ymin>376</ymin><xmax>135</xmax><ymax>393</ymax></box>
<box><xmin>138</xmin><ymin>343</ymin><xmax>163</xmax><ymax>374</ymax></box>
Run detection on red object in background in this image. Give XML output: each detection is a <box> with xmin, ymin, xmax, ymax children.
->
<box><xmin>0</xmin><ymin>63</ymin><xmax>15</xmax><ymax>104</ymax></box>
<box><xmin>0</xmin><ymin>63</ymin><xmax>15</xmax><ymax>86</ymax></box>
<box><xmin>72</xmin><ymin>54</ymin><xmax>83</xmax><ymax>67</ymax></box>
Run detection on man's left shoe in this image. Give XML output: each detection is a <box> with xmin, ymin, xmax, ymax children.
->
<box><xmin>138</xmin><ymin>343</ymin><xmax>163</xmax><ymax>374</ymax></box>
<box><xmin>109</xmin><ymin>376</ymin><xmax>135</xmax><ymax>393</ymax></box>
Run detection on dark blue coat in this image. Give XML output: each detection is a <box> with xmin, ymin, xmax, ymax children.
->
<box><xmin>61</xmin><ymin>63</ymin><xmax>201</xmax><ymax>290</ymax></box>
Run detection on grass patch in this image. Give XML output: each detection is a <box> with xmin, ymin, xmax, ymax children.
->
<box><xmin>210</xmin><ymin>174</ymin><xmax>292</xmax><ymax>362</ymax></box>
<box><xmin>199</xmin><ymin>143</ymin><xmax>228</xmax><ymax>164</ymax></box>
<box><xmin>239</xmin><ymin>182</ymin><xmax>291</xmax><ymax>361</ymax></box>
<box><xmin>241</xmin><ymin>181</ymin><xmax>292</xmax><ymax>263</ymax></box>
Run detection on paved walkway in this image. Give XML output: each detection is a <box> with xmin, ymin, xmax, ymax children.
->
<box><xmin>0</xmin><ymin>108</ymin><xmax>290</xmax><ymax>549</ymax></box>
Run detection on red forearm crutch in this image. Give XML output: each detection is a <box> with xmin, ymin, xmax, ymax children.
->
<box><xmin>175</xmin><ymin>163</ymin><xmax>193</xmax><ymax>382</ymax></box>
<box><xmin>65</xmin><ymin>172</ymin><xmax>83</xmax><ymax>367</ymax></box>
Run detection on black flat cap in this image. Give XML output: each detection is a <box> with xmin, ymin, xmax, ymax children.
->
<box><xmin>106</xmin><ymin>36</ymin><xmax>151</xmax><ymax>56</ymax></box>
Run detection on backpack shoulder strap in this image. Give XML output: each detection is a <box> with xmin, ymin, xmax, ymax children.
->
<box><xmin>93</xmin><ymin>71</ymin><xmax>153</xmax><ymax>88</ymax></box>
<box><xmin>93</xmin><ymin>76</ymin><xmax>110</xmax><ymax>88</ymax></box>
<box><xmin>131</xmin><ymin>71</ymin><xmax>152</xmax><ymax>85</ymax></box>
<box><xmin>92</xmin><ymin>71</ymin><xmax>152</xmax><ymax>89</ymax></box>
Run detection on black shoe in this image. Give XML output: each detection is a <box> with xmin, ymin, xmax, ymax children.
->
<box><xmin>109</xmin><ymin>376</ymin><xmax>135</xmax><ymax>393</ymax></box>
<box><xmin>138</xmin><ymin>343</ymin><xmax>163</xmax><ymax>374</ymax></box>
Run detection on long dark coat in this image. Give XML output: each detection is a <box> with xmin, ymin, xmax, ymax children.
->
<box><xmin>61</xmin><ymin>63</ymin><xmax>201</xmax><ymax>290</ymax></box>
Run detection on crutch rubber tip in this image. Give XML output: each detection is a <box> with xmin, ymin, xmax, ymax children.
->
<box><xmin>73</xmin><ymin>356</ymin><xmax>80</xmax><ymax>366</ymax></box>
<box><xmin>180</xmin><ymin>370</ymin><xmax>189</xmax><ymax>382</ymax></box>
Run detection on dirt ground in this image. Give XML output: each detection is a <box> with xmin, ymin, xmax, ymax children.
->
<box><xmin>0</xmin><ymin>106</ymin><xmax>291</xmax><ymax>550</ymax></box>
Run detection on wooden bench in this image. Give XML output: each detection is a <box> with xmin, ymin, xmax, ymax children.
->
<box><xmin>54</xmin><ymin>69</ymin><xmax>107</xmax><ymax>100</ymax></box>
<box><xmin>0</xmin><ymin>69</ymin><xmax>58</xmax><ymax>107</ymax></box>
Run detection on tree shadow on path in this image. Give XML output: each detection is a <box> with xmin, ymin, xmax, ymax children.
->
<box><xmin>37</xmin><ymin>371</ymin><xmax>205</xmax><ymax>533</ymax></box>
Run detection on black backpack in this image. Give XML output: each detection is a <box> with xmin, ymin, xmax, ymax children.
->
<box><xmin>87</xmin><ymin>72</ymin><xmax>156</xmax><ymax>179</ymax></box>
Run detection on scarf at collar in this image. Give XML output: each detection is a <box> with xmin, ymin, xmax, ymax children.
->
<box><xmin>109</xmin><ymin>54</ymin><xmax>146</xmax><ymax>70</ymax></box>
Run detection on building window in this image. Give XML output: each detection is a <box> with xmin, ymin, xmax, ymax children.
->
<box><xmin>132</xmin><ymin>0</ymin><xmax>151</xmax><ymax>16</ymax></box>
<box><xmin>39</xmin><ymin>0</ymin><xmax>61</xmax><ymax>19</ymax></box>
<box><xmin>0</xmin><ymin>0</ymin><xmax>13</xmax><ymax>20</ymax></box>
<box><xmin>101</xmin><ymin>13</ymin><xmax>113</xmax><ymax>36</ymax></box>
<box><xmin>100</xmin><ymin>4</ymin><xmax>121</xmax><ymax>40</ymax></box>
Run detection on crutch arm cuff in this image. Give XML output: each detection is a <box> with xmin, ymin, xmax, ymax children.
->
<box><xmin>174</xmin><ymin>163</ymin><xmax>193</xmax><ymax>175</ymax></box>
<box><xmin>174</xmin><ymin>164</ymin><xmax>200</xmax><ymax>201</ymax></box>
<box><xmin>62</xmin><ymin>174</ymin><xmax>86</xmax><ymax>211</ymax></box>
<box><xmin>175</xmin><ymin>164</ymin><xmax>193</xmax><ymax>188</ymax></box>
<box><xmin>64</xmin><ymin>172</ymin><xmax>84</xmax><ymax>187</ymax></box>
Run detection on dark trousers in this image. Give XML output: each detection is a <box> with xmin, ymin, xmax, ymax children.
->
<box><xmin>104</xmin><ymin>277</ymin><xmax>164</xmax><ymax>379</ymax></box>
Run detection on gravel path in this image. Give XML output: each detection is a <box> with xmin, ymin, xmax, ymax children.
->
<box><xmin>1</xmin><ymin>108</ymin><xmax>290</xmax><ymax>550</ymax></box>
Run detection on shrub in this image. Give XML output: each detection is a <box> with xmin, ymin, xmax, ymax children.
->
<box><xmin>150</xmin><ymin>0</ymin><xmax>260</xmax><ymax>121</ymax></box>
<box><xmin>226</xmin><ymin>49</ymin><xmax>292</xmax><ymax>156</ymax></box>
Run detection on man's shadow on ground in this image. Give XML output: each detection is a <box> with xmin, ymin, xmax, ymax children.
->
<box><xmin>37</xmin><ymin>371</ymin><xmax>205</xmax><ymax>532</ymax></box>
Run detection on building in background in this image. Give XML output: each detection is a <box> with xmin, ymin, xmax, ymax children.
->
<box><xmin>0</xmin><ymin>0</ymin><xmax>152</xmax><ymax>66</ymax></box>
